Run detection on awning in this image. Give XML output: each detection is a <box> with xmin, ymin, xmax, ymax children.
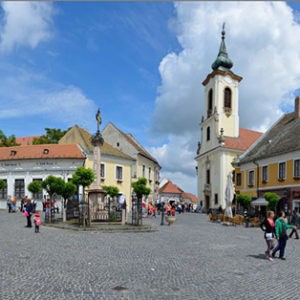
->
<box><xmin>251</xmin><ymin>197</ymin><xmax>268</xmax><ymax>207</ymax></box>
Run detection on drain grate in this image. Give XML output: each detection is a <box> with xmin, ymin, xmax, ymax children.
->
<box><xmin>112</xmin><ymin>286</ymin><xmax>128</xmax><ymax>291</ymax></box>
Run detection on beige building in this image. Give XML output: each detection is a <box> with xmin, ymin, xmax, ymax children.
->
<box><xmin>195</xmin><ymin>28</ymin><xmax>261</xmax><ymax>210</ymax></box>
<box><xmin>102</xmin><ymin>122</ymin><xmax>161</xmax><ymax>202</ymax></box>
<box><xmin>59</xmin><ymin>125</ymin><xmax>135</xmax><ymax>209</ymax></box>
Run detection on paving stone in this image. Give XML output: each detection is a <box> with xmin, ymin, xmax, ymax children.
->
<box><xmin>0</xmin><ymin>211</ymin><xmax>300</xmax><ymax>299</ymax></box>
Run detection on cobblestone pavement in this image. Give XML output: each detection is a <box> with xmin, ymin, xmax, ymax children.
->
<box><xmin>1</xmin><ymin>211</ymin><xmax>300</xmax><ymax>300</ymax></box>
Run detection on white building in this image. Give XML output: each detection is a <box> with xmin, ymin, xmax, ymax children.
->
<box><xmin>0</xmin><ymin>144</ymin><xmax>85</xmax><ymax>210</ymax></box>
<box><xmin>195</xmin><ymin>27</ymin><xmax>261</xmax><ymax>210</ymax></box>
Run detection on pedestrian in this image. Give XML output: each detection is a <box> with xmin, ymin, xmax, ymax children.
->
<box><xmin>260</xmin><ymin>211</ymin><xmax>276</xmax><ymax>261</ymax></box>
<box><xmin>7</xmin><ymin>196</ymin><xmax>12</xmax><ymax>213</ymax></box>
<box><xmin>33</xmin><ymin>211</ymin><xmax>41</xmax><ymax>233</ymax></box>
<box><xmin>272</xmin><ymin>211</ymin><xmax>293</xmax><ymax>260</ymax></box>
<box><xmin>24</xmin><ymin>199</ymin><xmax>33</xmax><ymax>228</ymax></box>
<box><xmin>289</xmin><ymin>209</ymin><xmax>300</xmax><ymax>239</ymax></box>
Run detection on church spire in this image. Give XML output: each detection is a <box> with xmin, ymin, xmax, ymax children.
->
<box><xmin>211</xmin><ymin>23</ymin><xmax>233</xmax><ymax>71</ymax></box>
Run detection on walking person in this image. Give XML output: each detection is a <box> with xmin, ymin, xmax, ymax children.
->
<box><xmin>272</xmin><ymin>211</ymin><xmax>293</xmax><ymax>260</ymax></box>
<box><xmin>289</xmin><ymin>209</ymin><xmax>299</xmax><ymax>239</ymax></box>
<box><xmin>260</xmin><ymin>211</ymin><xmax>276</xmax><ymax>261</ymax></box>
<box><xmin>33</xmin><ymin>211</ymin><xmax>41</xmax><ymax>233</ymax></box>
<box><xmin>7</xmin><ymin>196</ymin><xmax>12</xmax><ymax>213</ymax></box>
<box><xmin>24</xmin><ymin>199</ymin><xmax>33</xmax><ymax>228</ymax></box>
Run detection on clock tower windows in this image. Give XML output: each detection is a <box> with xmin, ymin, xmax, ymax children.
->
<box><xmin>208</xmin><ymin>89</ymin><xmax>213</xmax><ymax>118</ymax></box>
<box><xmin>224</xmin><ymin>87</ymin><xmax>232</xmax><ymax>117</ymax></box>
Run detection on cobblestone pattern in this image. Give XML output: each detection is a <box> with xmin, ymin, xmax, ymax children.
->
<box><xmin>1</xmin><ymin>211</ymin><xmax>300</xmax><ymax>300</ymax></box>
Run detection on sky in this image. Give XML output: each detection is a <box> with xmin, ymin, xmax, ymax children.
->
<box><xmin>1</xmin><ymin>2</ymin><xmax>300</xmax><ymax>195</ymax></box>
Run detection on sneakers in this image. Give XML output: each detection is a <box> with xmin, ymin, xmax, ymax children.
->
<box><xmin>279</xmin><ymin>257</ymin><xmax>286</xmax><ymax>260</ymax></box>
<box><xmin>268</xmin><ymin>256</ymin><xmax>273</xmax><ymax>261</ymax></box>
<box><xmin>265</xmin><ymin>251</ymin><xmax>269</xmax><ymax>258</ymax></box>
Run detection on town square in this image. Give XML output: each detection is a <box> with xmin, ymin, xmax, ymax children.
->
<box><xmin>1</xmin><ymin>1</ymin><xmax>300</xmax><ymax>300</ymax></box>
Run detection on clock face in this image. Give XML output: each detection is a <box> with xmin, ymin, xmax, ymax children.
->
<box><xmin>224</xmin><ymin>76</ymin><xmax>233</xmax><ymax>85</ymax></box>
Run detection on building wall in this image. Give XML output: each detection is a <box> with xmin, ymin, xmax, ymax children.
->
<box><xmin>235</xmin><ymin>150</ymin><xmax>300</xmax><ymax>209</ymax></box>
<box><xmin>0</xmin><ymin>158</ymin><xmax>84</xmax><ymax>210</ymax></box>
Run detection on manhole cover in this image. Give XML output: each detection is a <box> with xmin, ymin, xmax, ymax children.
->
<box><xmin>112</xmin><ymin>286</ymin><xmax>128</xmax><ymax>291</ymax></box>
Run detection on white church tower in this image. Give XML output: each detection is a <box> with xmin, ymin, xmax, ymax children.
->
<box><xmin>196</xmin><ymin>25</ymin><xmax>243</xmax><ymax>210</ymax></box>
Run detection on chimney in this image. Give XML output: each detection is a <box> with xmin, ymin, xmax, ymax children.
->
<box><xmin>295</xmin><ymin>96</ymin><xmax>300</xmax><ymax>118</ymax></box>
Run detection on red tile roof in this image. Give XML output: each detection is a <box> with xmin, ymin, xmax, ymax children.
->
<box><xmin>224</xmin><ymin>128</ymin><xmax>262</xmax><ymax>151</ymax></box>
<box><xmin>16</xmin><ymin>136</ymin><xmax>40</xmax><ymax>146</ymax></box>
<box><xmin>159</xmin><ymin>181</ymin><xmax>184</xmax><ymax>194</ymax></box>
<box><xmin>182</xmin><ymin>193</ymin><xmax>198</xmax><ymax>204</ymax></box>
<box><xmin>0</xmin><ymin>144</ymin><xmax>85</xmax><ymax>160</ymax></box>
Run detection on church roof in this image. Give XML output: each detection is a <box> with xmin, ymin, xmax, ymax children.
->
<box><xmin>182</xmin><ymin>192</ymin><xmax>198</xmax><ymax>204</ymax></box>
<box><xmin>224</xmin><ymin>128</ymin><xmax>263</xmax><ymax>152</ymax></box>
<box><xmin>211</xmin><ymin>24</ymin><xmax>233</xmax><ymax>71</ymax></box>
<box><xmin>238</xmin><ymin>103</ymin><xmax>300</xmax><ymax>164</ymax></box>
<box><xmin>0</xmin><ymin>144</ymin><xmax>85</xmax><ymax>160</ymax></box>
<box><xmin>159</xmin><ymin>180</ymin><xmax>184</xmax><ymax>194</ymax></box>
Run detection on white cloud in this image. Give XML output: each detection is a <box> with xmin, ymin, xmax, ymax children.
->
<box><xmin>0</xmin><ymin>2</ymin><xmax>54</xmax><ymax>52</ymax></box>
<box><xmin>150</xmin><ymin>2</ymin><xmax>300</xmax><ymax>194</ymax></box>
<box><xmin>0</xmin><ymin>66</ymin><xmax>97</xmax><ymax>129</ymax></box>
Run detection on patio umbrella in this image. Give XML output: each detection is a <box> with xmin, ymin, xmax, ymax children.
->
<box><xmin>225</xmin><ymin>172</ymin><xmax>234</xmax><ymax>218</ymax></box>
<box><xmin>251</xmin><ymin>197</ymin><xmax>268</xmax><ymax>208</ymax></box>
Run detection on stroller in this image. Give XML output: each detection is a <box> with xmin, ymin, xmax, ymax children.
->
<box><xmin>11</xmin><ymin>203</ymin><xmax>17</xmax><ymax>213</ymax></box>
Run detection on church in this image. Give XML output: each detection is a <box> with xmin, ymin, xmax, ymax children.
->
<box><xmin>195</xmin><ymin>27</ymin><xmax>262</xmax><ymax>211</ymax></box>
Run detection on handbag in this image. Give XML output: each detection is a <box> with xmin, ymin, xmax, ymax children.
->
<box><xmin>23</xmin><ymin>211</ymin><xmax>29</xmax><ymax>217</ymax></box>
<box><xmin>265</xmin><ymin>232</ymin><xmax>273</xmax><ymax>240</ymax></box>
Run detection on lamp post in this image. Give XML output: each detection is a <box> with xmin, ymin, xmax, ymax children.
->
<box><xmin>160</xmin><ymin>201</ymin><xmax>165</xmax><ymax>226</ymax></box>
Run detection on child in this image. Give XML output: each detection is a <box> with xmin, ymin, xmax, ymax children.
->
<box><xmin>33</xmin><ymin>211</ymin><xmax>41</xmax><ymax>233</ymax></box>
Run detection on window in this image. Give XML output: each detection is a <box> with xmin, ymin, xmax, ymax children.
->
<box><xmin>207</xmin><ymin>126</ymin><xmax>210</xmax><ymax>141</ymax></box>
<box><xmin>294</xmin><ymin>159</ymin><xmax>300</xmax><ymax>178</ymax></box>
<box><xmin>262</xmin><ymin>166</ymin><xmax>268</xmax><ymax>182</ymax></box>
<box><xmin>148</xmin><ymin>167</ymin><xmax>151</xmax><ymax>180</ymax></box>
<box><xmin>248</xmin><ymin>170</ymin><xmax>254</xmax><ymax>186</ymax></box>
<box><xmin>208</xmin><ymin>89</ymin><xmax>213</xmax><ymax>117</ymax></box>
<box><xmin>32</xmin><ymin>179</ymin><xmax>43</xmax><ymax>200</ymax></box>
<box><xmin>0</xmin><ymin>179</ymin><xmax>7</xmax><ymax>199</ymax></box>
<box><xmin>214</xmin><ymin>194</ymin><xmax>218</xmax><ymax>205</ymax></box>
<box><xmin>279</xmin><ymin>162</ymin><xmax>286</xmax><ymax>180</ymax></box>
<box><xmin>116</xmin><ymin>142</ymin><xmax>120</xmax><ymax>147</ymax></box>
<box><xmin>116</xmin><ymin>166</ymin><xmax>123</xmax><ymax>181</ymax></box>
<box><xmin>236</xmin><ymin>173</ymin><xmax>242</xmax><ymax>186</ymax></box>
<box><xmin>206</xmin><ymin>169</ymin><xmax>210</xmax><ymax>184</ymax></box>
<box><xmin>15</xmin><ymin>179</ymin><xmax>25</xmax><ymax>199</ymax></box>
<box><xmin>224</xmin><ymin>87</ymin><xmax>232</xmax><ymax>108</ymax></box>
<box><xmin>142</xmin><ymin>165</ymin><xmax>145</xmax><ymax>178</ymax></box>
<box><xmin>100</xmin><ymin>163</ymin><xmax>105</xmax><ymax>178</ymax></box>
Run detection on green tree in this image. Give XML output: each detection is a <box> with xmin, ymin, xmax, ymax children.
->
<box><xmin>33</xmin><ymin>128</ymin><xmax>68</xmax><ymax>144</ymax></box>
<box><xmin>61</xmin><ymin>181</ymin><xmax>77</xmax><ymax>222</ymax></box>
<box><xmin>236</xmin><ymin>194</ymin><xmax>252</xmax><ymax>210</ymax></box>
<box><xmin>0</xmin><ymin>129</ymin><xmax>20</xmax><ymax>147</ymax></box>
<box><xmin>264</xmin><ymin>192</ymin><xmax>280</xmax><ymax>212</ymax></box>
<box><xmin>72</xmin><ymin>167</ymin><xmax>95</xmax><ymax>192</ymax></box>
<box><xmin>42</xmin><ymin>176</ymin><xmax>65</xmax><ymax>223</ymax></box>
<box><xmin>0</xmin><ymin>179</ymin><xmax>6</xmax><ymax>190</ymax></box>
<box><xmin>27</xmin><ymin>181</ymin><xmax>42</xmax><ymax>200</ymax></box>
<box><xmin>131</xmin><ymin>177</ymin><xmax>151</xmax><ymax>200</ymax></box>
<box><xmin>102</xmin><ymin>185</ymin><xmax>120</xmax><ymax>198</ymax></box>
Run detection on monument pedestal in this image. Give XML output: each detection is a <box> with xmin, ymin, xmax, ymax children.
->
<box><xmin>87</xmin><ymin>188</ymin><xmax>106</xmax><ymax>222</ymax></box>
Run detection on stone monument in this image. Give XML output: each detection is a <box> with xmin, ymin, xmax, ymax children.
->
<box><xmin>87</xmin><ymin>109</ymin><xmax>106</xmax><ymax>223</ymax></box>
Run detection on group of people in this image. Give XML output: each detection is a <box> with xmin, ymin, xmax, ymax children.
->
<box><xmin>260</xmin><ymin>210</ymin><xmax>299</xmax><ymax>261</ymax></box>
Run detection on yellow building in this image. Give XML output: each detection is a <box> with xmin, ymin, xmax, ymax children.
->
<box><xmin>102</xmin><ymin>122</ymin><xmax>161</xmax><ymax>202</ymax></box>
<box><xmin>59</xmin><ymin>125</ymin><xmax>135</xmax><ymax>209</ymax></box>
<box><xmin>235</xmin><ymin>97</ymin><xmax>300</xmax><ymax>212</ymax></box>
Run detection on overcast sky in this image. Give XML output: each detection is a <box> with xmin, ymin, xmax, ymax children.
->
<box><xmin>0</xmin><ymin>2</ymin><xmax>300</xmax><ymax>195</ymax></box>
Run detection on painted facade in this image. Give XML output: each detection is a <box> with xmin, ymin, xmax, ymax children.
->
<box><xmin>102</xmin><ymin>122</ymin><xmax>161</xmax><ymax>202</ymax></box>
<box><xmin>234</xmin><ymin>98</ymin><xmax>300</xmax><ymax>211</ymax></box>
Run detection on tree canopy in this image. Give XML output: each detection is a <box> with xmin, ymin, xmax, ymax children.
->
<box><xmin>42</xmin><ymin>175</ymin><xmax>65</xmax><ymax>197</ymax></box>
<box><xmin>33</xmin><ymin>128</ymin><xmax>69</xmax><ymax>145</ymax></box>
<box><xmin>236</xmin><ymin>194</ymin><xmax>252</xmax><ymax>209</ymax></box>
<box><xmin>27</xmin><ymin>181</ymin><xmax>42</xmax><ymax>195</ymax></box>
<box><xmin>102</xmin><ymin>185</ymin><xmax>120</xmax><ymax>198</ymax></box>
<box><xmin>61</xmin><ymin>181</ymin><xmax>77</xmax><ymax>201</ymax></box>
<box><xmin>264</xmin><ymin>192</ymin><xmax>280</xmax><ymax>211</ymax></box>
<box><xmin>0</xmin><ymin>130</ymin><xmax>20</xmax><ymax>147</ymax></box>
<box><xmin>72</xmin><ymin>167</ymin><xmax>95</xmax><ymax>188</ymax></box>
<box><xmin>0</xmin><ymin>179</ymin><xmax>6</xmax><ymax>190</ymax></box>
<box><xmin>132</xmin><ymin>177</ymin><xmax>151</xmax><ymax>199</ymax></box>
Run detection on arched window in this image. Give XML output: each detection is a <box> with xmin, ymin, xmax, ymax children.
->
<box><xmin>207</xmin><ymin>89</ymin><xmax>213</xmax><ymax>117</ymax></box>
<box><xmin>206</xmin><ymin>126</ymin><xmax>210</xmax><ymax>141</ymax></box>
<box><xmin>224</xmin><ymin>87</ymin><xmax>232</xmax><ymax>109</ymax></box>
<box><xmin>224</xmin><ymin>87</ymin><xmax>232</xmax><ymax>117</ymax></box>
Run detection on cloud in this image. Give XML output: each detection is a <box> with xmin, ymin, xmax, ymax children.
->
<box><xmin>0</xmin><ymin>2</ymin><xmax>54</xmax><ymax>52</ymax></box>
<box><xmin>0</xmin><ymin>66</ymin><xmax>97</xmax><ymax>129</ymax></box>
<box><xmin>149</xmin><ymin>2</ymin><xmax>300</xmax><ymax>194</ymax></box>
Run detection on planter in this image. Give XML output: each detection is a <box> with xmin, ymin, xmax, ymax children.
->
<box><xmin>165</xmin><ymin>216</ymin><xmax>176</xmax><ymax>226</ymax></box>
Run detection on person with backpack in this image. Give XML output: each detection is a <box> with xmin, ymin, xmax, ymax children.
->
<box><xmin>272</xmin><ymin>211</ymin><xmax>294</xmax><ymax>260</ymax></box>
<box><xmin>260</xmin><ymin>211</ymin><xmax>276</xmax><ymax>261</ymax></box>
